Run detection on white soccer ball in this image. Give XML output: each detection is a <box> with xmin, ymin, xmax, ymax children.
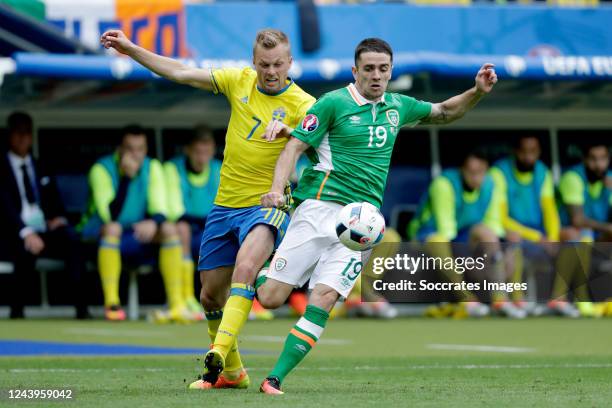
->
<box><xmin>335</xmin><ymin>202</ymin><xmax>385</xmax><ymax>251</ymax></box>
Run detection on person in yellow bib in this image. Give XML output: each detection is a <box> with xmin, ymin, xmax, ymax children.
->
<box><xmin>79</xmin><ymin>126</ymin><xmax>185</xmax><ymax>322</ymax></box>
<box><xmin>101</xmin><ymin>29</ymin><xmax>315</xmax><ymax>388</ymax></box>
<box><xmin>158</xmin><ymin>126</ymin><xmax>221</xmax><ymax>322</ymax></box>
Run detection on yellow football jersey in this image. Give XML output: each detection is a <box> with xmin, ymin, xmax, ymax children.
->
<box><xmin>210</xmin><ymin>67</ymin><xmax>315</xmax><ymax>208</ymax></box>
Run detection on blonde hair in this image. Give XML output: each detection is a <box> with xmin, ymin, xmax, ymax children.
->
<box><xmin>253</xmin><ymin>29</ymin><xmax>290</xmax><ymax>56</ymax></box>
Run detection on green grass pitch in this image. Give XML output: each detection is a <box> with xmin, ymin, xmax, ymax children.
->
<box><xmin>1</xmin><ymin>318</ymin><xmax>611</xmax><ymax>407</ymax></box>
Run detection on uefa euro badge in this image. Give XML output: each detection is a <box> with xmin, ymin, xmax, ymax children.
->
<box><xmin>386</xmin><ymin>110</ymin><xmax>399</xmax><ymax>127</ymax></box>
<box><xmin>301</xmin><ymin>114</ymin><xmax>319</xmax><ymax>132</ymax></box>
<box><xmin>272</xmin><ymin>107</ymin><xmax>287</xmax><ymax>122</ymax></box>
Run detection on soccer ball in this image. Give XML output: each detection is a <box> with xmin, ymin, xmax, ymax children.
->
<box><xmin>335</xmin><ymin>202</ymin><xmax>385</xmax><ymax>251</ymax></box>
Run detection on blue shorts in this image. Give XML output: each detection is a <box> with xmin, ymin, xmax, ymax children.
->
<box><xmin>197</xmin><ymin>205</ymin><xmax>290</xmax><ymax>271</ymax></box>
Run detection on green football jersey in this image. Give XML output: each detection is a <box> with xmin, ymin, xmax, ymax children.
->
<box><xmin>292</xmin><ymin>83</ymin><xmax>431</xmax><ymax>208</ymax></box>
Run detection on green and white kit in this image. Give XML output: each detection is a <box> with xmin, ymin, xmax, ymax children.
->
<box><xmin>267</xmin><ymin>83</ymin><xmax>432</xmax><ymax>297</ymax></box>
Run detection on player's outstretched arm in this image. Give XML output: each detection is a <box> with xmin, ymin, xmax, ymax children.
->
<box><xmin>100</xmin><ymin>30</ymin><xmax>213</xmax><ymax>90</ymax></box>
<box><xmin>261</xmin><ymin>137</ymin><xmax>309</xmax><ymax>208</ymax></box>
<box><xmin>422</xmin><ymin>63</ymin><xmax>497</xmax><ymax>125</ymax></box>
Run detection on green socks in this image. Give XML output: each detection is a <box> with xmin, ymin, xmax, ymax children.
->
<box><xmin>269</xmin><ymin>305</ymin><xmax>329</xmax><ymax>383</ymax></box>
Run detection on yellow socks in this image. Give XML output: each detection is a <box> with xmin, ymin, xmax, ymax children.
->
<box><xmin>182</xmin><ymin>257</ymin><xmax>196</xmax><ymax>300</ymax></box>
<box><xmin>205</xmin><ymin>309</ymin><xmax>244</xmax><ymax>373</ymax></box>
<box><xmin>98</xmin><ymin>236</ymin><xmax>121</xmax><ymax>307</ymax></box>
<box><xmin>213</xmin><ymin>283</ymin><xmax>254</xmax><ymax>359</ymax></box>
<box><xmin>159</xmin><ymin>236</ymin><xmax>184</xmax><ymax>310</ymax></box>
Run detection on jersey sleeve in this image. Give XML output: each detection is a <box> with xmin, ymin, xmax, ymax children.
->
<box><xmin>429</xmin><ymin>177</ymin><xmax>457</xmax><ymax>240</ymax></box>
<box><xmin>209</xmin><ymin>67</ymin><xmax>242</xmax><ymax>98</ymax></box>
<box><xmin>88</xmin><ymin>163</ymin><xmax>114</xmax><ymax>223</ymax></box>
<box><xmin>147</xmin><ymin>160</ymin><xmax>169</xmax><ymax>217</ymax></box>
<box><xmin>291</xmin><ymin>94</ymin><xmax>335</xmax><ymax>148</ymax></box>
<box><xmin>398</xmin><ymin>95</ymin><xmax>432</xmax><ymax>127</ymax></box>
<box><xmin>482</xmin><ymin>183</ymin><xmax>505</xmax><ymax>238</ymax></box>
<box><xmin>559</xmin><ymin>171</ymin><xmax>584</xmax><ymax>206</ymax></box>
<box><xmin>295</xmin><ymin>96</ymin><xmax>316</xmax><ymax>125</ymax></box>
<box><xmin>163</xmin><ymin>161</ymin><xmax>185</xmax><ymax>222</ymax></box>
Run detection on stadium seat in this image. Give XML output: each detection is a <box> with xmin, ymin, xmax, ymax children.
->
<box><xmin>381</xmin><ymin>166</ymin><xmax>431</xmax><ymax>230</ymax></box>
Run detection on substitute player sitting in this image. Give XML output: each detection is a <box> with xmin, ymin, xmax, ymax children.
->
<box><xmin>256</xmin><ymin>38</ymin><xmax>497</xmax><ymax>394</ymax></box>
<box><xmin>101</xmin><ymin>28</ymin><xmax>314</xmax><ymax>388</ymax></box>
<box><xmin>160</xmin><ymin>126</ymin><xmax>221</xmax><ymax>321</ymax></box>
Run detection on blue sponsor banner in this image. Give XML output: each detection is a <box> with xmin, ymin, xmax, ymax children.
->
<box><xmin>185</xmin><ymin>3</ymin><xmax>612</xmax><ymax>60</ymax></box>
<box><xmin>12</xmin><ymin>52</ymin><xmax>612</xmax><ymax>81</ymax></box>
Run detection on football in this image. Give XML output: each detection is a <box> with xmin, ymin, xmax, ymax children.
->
<box><xmin>335</xmin><ymin>202</ymin><xmax>386</xmax><ymax>251</ymax></box>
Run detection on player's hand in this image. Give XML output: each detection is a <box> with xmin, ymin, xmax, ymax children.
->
<box><xmin>24</xmin><ymin>232</ymin><xmax>45</xmax><ymax>255</ymax></box>
<box><xmin>262</xmin><ymin>119</ymin><xmax>293</xmax><ymax>142</ymax></box>
<box><xmin>505</xmin><ymin>230</ymin><xmax>522</xmax><ymax>243</ymax></box>
<box><xmin>475</xmin><ymin>63</ymin><xmax>497</xmax><ymax>94</ymax></box>
<box><xmin>261</xmin><ymin>191</ymin><xmax>286</xmax><ymax>208</ymax></box>
<box><xmin>47</xmin><ymin>217</ymin><xmax>67</xmax><ymax>231</ymax></box>
<box><xmin>100</xmin><ymin>30</ymin><xmax>135</xmax><ymax>55</ymax></box>
<box><xmin>133</xmin><ymin>220</ymin><xmax>157</xmax><ymax>243</ymax></box>
<box><xmin>120</xmin><ymin>152</ymin><xmax>140</xmax><ymax>178</ymax></box>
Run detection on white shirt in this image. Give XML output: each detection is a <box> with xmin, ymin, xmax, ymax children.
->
<box><xmin>7</xmin><ymin>151</ymin><xmax>46</xmax><ymax>238</ymax></box>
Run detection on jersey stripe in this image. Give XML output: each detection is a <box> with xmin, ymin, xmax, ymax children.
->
<box><xmin>316</xmin><ymin>171</ymin><xmax>331</xmax><ymax>200</ymax></box>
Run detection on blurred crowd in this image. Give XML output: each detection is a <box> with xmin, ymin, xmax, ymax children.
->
<box><xmin>1</xmin><ymin>111</ymin><xmax>611</xmax><ymax>321</ymax></box>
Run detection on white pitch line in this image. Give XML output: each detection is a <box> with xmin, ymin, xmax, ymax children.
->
<box><xmin>6</xmin><ymin>363</ymin><xmax>612</xmax><ymax>374</ymax></box>
<box><xmin>427</xmin><ymin>344</ymin><xmax>536</xmax><ymax>353</ymax></box>
<box><xmin>242</xmin><ymin>335</ymin><xmax>352</xmax><ymax>345</ymax></box>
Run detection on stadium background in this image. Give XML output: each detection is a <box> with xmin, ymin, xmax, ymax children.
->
<box><xmin>0</xmin><ymin>2</ymin><xmax>611</xmax><ymax>405</ymax></box>
<box><xmin>1</xmin><ymin>0</ymin><xmax>612</xmax><ymax>311</ymax></box>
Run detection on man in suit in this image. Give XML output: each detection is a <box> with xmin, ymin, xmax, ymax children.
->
<box><xmin>1</xmin><ymin>112</ymin><xmax>89</xmax><ymax>319</ymax></box>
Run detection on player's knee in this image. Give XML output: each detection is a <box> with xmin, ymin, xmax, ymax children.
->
<box><xmin>200</xmin><ymin>287</ymin><xmax>223</xmax><ymax>310</ymax></box>
<box><xmin>233</xmin><ymin>260</ymin><xmax>257</xmax><ymax>282</ymax></box>
<box><xmin>160</xmin><ymin>221</ymin><xmax>177</xmax><ymax>238</ymax></box>
<box><xmin>102</xmin><ymin>222</ymin><xmax>122</xmax><ymax>238</ymax></box>
<box><xmin>257</xmin><ymin>288</ymin><xmax>285</xmax><ymax>309</ymax></box>
<box><xmin>176</xmin><ymin>221</ymin><xmax>191</xmax><ymax>240</ymax></box>
<box><xmin>470</xmin><ymin>224</ymin><xmax>498</xmax><ymax>243</ymax></box>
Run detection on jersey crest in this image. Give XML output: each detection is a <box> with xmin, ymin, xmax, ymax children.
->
<box><xmin>386</xmin><ymin>110</ymin><xmax>399</xmax><ymax>127</ymax></box>
<box><xmin>272</xmin><ymin>107</ymin><xmax>287</xmax><ymax>122</ymax></box>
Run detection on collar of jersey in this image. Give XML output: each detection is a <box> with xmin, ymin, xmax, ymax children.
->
<box><xmin>256</xmin><ymin>78</ymin><xmax>294</xmax><ymax>96</ymax></box>
<box><xmin>347</xmin><ymin>83</ymin><xmax>387</xmax><ymax>106</ymax></box>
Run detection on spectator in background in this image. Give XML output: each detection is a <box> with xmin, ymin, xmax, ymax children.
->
<box><xmin>78</xmin><ymin>125</ymin><xmax>189</xmax><ymax>322</ymax></box>
<box><xmin>0</xmin><ymin>112</ymin><xmax>89</xmax><ymax>319</ymax></box>
<box><xmin>161</xmin><ymin>126</ymin><xmax>221</xmax><ymax>322</ymax></box>
<box><xmin>489</xmin><ymin>135</ymin><xmax>560</xmax><ymax>315</ymax></box>
<box><xmin>408</xmin><ymin>151</ymin><xmax>521</xmax><ymax>318</ymax></box>
<box><xmin>552</xmin><ymin>142</ymin><xmax>612</xmax><ymax>317</ymax></box>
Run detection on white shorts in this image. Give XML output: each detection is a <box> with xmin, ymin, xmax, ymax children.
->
<box><xmin>267</xmin><ymin>199</ymin><xmax>370</xmax><ymax>299</ymax></box>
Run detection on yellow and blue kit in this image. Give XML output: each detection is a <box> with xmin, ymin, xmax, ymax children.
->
<box><xmin>199</xmin><ymin>67</ymin><xmax>315</xmax><ymax>270</ymax></box>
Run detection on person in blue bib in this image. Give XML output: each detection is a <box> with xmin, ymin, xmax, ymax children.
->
<box><xmin>163</xmin><ymin>126</ymin><xmax>221</xmax><ymax>320</ymax></box>
<box><xmin>409</xmin><ymin>150</ymin><xmax>506</xmax><ymax>318</ymax></box>
<box><xmin>552</xmin><ymin>142</ymin><xmax>612</xmax><ymax>317</ymax></box>
<box><xmin>489</xmin><ymin>135</ymin><xmax>560</xmax><ymax>318</ymax></box>
<box><xmin>79</xmin><ymin>125</ymin><xmax>186</xmax><ymax>322</ymax></box>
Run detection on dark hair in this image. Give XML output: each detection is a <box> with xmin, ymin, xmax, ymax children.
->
<box><xmin>354</xmin><ymin>38</ymin><xmax>393</xmax><ymax>66</ymax></box>
<box><xmin>463</xmin><ymin>149</ymin><xmax>489</xmax><ymax>166</ymax></box>
<box><xmin>512</xmin><ymin>134</ymin><xmax>540</xmax><ymax>150</ymax></box>
<box><xmin>121</xmin><ymin>124</ymin><xmax>146</xmax><ymax>140</ymax></box>
<box><xmin>190</xmin><ymin>124</ymin><xmax>215</xmax><ymax>145</ymax></box>
<box><xmin>582</xmin><ymin>142</ymin><xmax>609</xmax><ymax>157</ymax></box>
<box><xmin>7</xmin><ymin>111</ymin><xmax>33</xmax><ymax>135</ymax></box>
